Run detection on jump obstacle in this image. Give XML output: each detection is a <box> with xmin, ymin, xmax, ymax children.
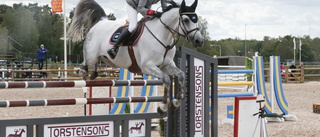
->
<box><xmin>221</xmin><ymin>55</ymin><xmax>297</xmax><ymax>136</ymax></box>
<box><xmin>0</xmin><ymin>46</ymin><xmax>217</xmax><ymax>137</ymax></box>
<box><xmin>269</xmin><ymin>56</ymin><xmax>297</xmax><ymax>121</ymax></box>
<box><xmin>254</xmin><ymin>56</ymin><xmax>297</xmax><ymax>121</ymax></box>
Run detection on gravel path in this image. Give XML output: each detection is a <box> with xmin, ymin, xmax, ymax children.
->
<box><xmin>0</xmin><ymin>82</ymin><xmax>319</xmax><ymax>137</ymax></box>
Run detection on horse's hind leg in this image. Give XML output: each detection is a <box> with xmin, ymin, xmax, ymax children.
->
<box><xmin>90</xmin><ymin>63</ymin><xmax>99</xmax><ymax>80</ymax></box>
<box><xmin>81</xmin><ymin>65</ymin><xmax>89</xmax><ymax>80</ymax></box>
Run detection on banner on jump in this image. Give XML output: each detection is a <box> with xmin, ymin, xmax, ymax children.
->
<box><xmin>194</xmin><ymin>57</ymin><xmax>204</xmax><ymax>137</ymax></box>
<box><xmin>44</xmin><ymin>121</ymin><xmax>114</xmax><ymax>137</ymax></box>
<box><xmin>128</xmin><ymin>119</ymin><xmax>146</xmax><ymax>137</ymax></box>
<box><xmin>6</xmin><ymin>126</ymin><xmax>27</xmax><ymax>137</ymax></box>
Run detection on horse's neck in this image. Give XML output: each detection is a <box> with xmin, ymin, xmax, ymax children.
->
<box><xmin>145</xmin><ymin>9</ymin><xmax>180</xmax><ymax>42</ymax></box>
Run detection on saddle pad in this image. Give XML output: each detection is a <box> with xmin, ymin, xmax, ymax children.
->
<box><xmin>109</xmin><ymin>21</ymin><xmax>145</xmax><ymax>46</ymax></box>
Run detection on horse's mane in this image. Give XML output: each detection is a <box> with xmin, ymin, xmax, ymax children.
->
<box><xmin>163</xmin><ymin>1</ymin><xmax>180</xmax><ymax>13</ymax></box>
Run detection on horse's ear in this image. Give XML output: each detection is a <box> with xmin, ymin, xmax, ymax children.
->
<box><xmin>180</xmin><ymin>0</ymin><xmax>186</xmax><ymax>12</ymax></box>
<box><xmin>191</xmin><ymin>0</ymin><xmax>198</xmax><ymax>11</ymax></box>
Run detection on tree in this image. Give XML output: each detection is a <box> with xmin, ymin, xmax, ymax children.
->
<box><xmin>260</xmin><ymin>36</ymin><xmax>276</xmax><ymax>60</ymax></box>
<box><xmin>198</xmin><ymin>16</ymin><xmax>209</xmax><ymax>40</ymax></box>
<box><xmin>1</xmin><ymin>6</ymin><xmax>39</xmax><ymax>54</ymax></box>
<box><xmin>0</xmin><ymin>4</ymin><xmax>12</xmax><ymax>24</ymax></box>
<box><xmin>298</xmin><ymin>44</ymin><xmax>315</xmax><ymax>62</ymax></box>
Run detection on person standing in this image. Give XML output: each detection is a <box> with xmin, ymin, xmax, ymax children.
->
<box><xmin>289</xmin><ymin>62</ymin><xmax>296</xmax><ymax>71</ymax></box>
<box><xmin>37</xmin><ymin>44</ymin><xmax>48</xmax><ymax>70</ymax></box>
<box><xmin>280</xmin><ymin>63</ymin><xmax>285</xmax><ymax>78</ymax></box>
<box><xmin>289</xmin><ymin>62</ymin><xmax>296</xmax><ymax>81</ymax></box>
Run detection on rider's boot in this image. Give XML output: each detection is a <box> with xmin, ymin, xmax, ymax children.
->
<box><xmin>107</xmin><ymin>29</ymin><xmax>131</xmax><ymax>59</ymax></box>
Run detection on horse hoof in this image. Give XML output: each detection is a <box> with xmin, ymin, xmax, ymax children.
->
<box><xmin>82</xmin><ymin>76</ymin><xmax>88</xmax><ymax>80</ymax></box>
<box><xmin>89</xmin><ymin>76</ymin><xmax>96</xmax><ymax>80</ymax></box>
<box><xmin>76</xmin><ymin>69</ymin><xmax>80</xmax><ymax>75</ymax></box>
<box><xmin>157</xmin><ymin>104</ymin><xmax>167</xmax><ymax>115</ymax></box>
<box><xmin>90</xmin><ymin>72</ymin><xmax>99</xmax><ymax>80</ymax></box>
<box><xmin>172</xmin><ymin>99</ymin><xmax>180</xmax><ymax>108</ymax></box>
<box><xmin>157</xmin><ymin>107</ymin><xmax>166</xmax><ymax>115</ymax></box>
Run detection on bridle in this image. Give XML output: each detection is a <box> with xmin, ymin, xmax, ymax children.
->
<box><xmin>179</xmin><ymin>12</ymin><xmax>200</xmax><ymax>42</ymax></box>
<box><xmin>144</xmin><ymin>9</ymin><xmax>200</xmax><ymax>62</ymax></box>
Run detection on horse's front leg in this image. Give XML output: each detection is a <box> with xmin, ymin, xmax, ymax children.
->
<box><xmin>141</xmin><ymin>65</ymin><xmax>171</xmax><ymax>115</ymax></box>
<box><xmin>161</xmin><ymin>62</ymin><xmax>186</xmax><ymax>109</ymax></box>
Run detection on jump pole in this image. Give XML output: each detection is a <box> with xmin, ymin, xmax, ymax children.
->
<box><xmin>0</xmin><ymin>96</ymin><xmax>164</xmax><ymax>107</ymax></box>
<box><xmin>0</xmin><ymin>80</ymin><xmax>163</xmax><ymax>88</ymax></box>
<box><xmin>218</xmin><ymin>81</ymin><xmax>254</xmax><ymax>86</ymax></box>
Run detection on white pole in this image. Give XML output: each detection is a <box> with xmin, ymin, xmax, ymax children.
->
<box><xmin>58</xmin><ymin>67</ymin><xmax>60</xmax><ymax>78</ymax></box>
<box><xmin>63</xmin><ymin>0</ymin><xmax>68</xmax><ymax>78</ymax></box>
<box><xmin>299</xmin><ymin>48</ymin><xmax>301</xmax><ymax>63</ymax></box>
<box><xmin>293</xmin><ymin>38</ymin><xmax>296</xmax><ymax>63</ymax></box>
<box><xmin>245</xmin><ymin>24</ymin><xmax>247</xmax><ymax>56</ymax></box>
<box><xmin>270</xmin><ymin>56</ymin><xmax>274</xmax><ymax>113</ymax></box>
<box><xmin>294</xmin><ymin>48</ymin><xmax>295</xmax><ymax>64</ymax></box>
<box><xmin>299</xmin><ymin>39</ymin><xmax>302</xmax><ymax>63</ymax></box>
<box><xmin>130</xmin><ymin>72</ymin><xmax>134</xmax><ymax>113</ymax></box>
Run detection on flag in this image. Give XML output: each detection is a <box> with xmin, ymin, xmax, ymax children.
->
<box><xmin>293</xmin><ymin>38</ymin><xmax>296</xmax><ymax>49</ymax></box>
<box><xmin>299</xmin><ymin>39</ymin><xmax>302</xmax><ymax>50</ymax></box>
<box><xmin>51</xmin><ymin>0</ymin><xmax>63</xmax><ymax>13</ymax></box>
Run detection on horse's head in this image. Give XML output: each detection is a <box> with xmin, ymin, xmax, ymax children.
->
<box><xmin>179</xmin><ymin>0</ymin><xmax>204</xmax><ymax>48</ymax></box>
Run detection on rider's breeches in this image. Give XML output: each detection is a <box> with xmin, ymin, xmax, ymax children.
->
<box><xmin>127</xmin><ymin>4</ymin><xmax>138</xmax><ymax>33</ymax></box>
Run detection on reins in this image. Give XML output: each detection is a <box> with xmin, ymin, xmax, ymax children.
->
<box><xmin>144</xmin><ymin>20</ymin><xmax>180</xmax><ymax>61</ymax></box>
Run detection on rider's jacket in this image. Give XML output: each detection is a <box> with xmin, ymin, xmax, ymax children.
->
<box><xmin>126</xmin><ymin>0</ymin><xmax>167</xmax><ymax>17</ymax></box>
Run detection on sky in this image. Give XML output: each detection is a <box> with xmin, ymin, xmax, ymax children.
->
<box><xmin>1</xmin><ymin>0</ymin><xmax>320</xmax><ymax>40</ymax></box>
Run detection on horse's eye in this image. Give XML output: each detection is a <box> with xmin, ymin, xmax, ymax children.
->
<box><xmin>183</xmin><ymin>18</ymin><xmax>189</xmax><ymax>23</ymax></box>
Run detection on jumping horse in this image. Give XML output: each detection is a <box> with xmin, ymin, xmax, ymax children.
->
<box><xmin>68</xmin><ymin>0</ymin><xmax>204</xmax><ymax>115</ymax></box>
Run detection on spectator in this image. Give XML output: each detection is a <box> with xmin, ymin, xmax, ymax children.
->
<box><xmin>37</xmin><ymin>44</ymin><xmax>48</xmax><ymax>70</ymax></box>
<box><xmin>280</xmin><ymin>63</ymin><xmax>285</xmax><ymax>77</ymax></box>
<box><xmin>289</xmin><ymin>62</ymin><xmax>296</xmax><ymax>81</ymax></box>
<box><xmin>300</xmin><ymin>62</ymin><xmax>305</xmax><ymax>69</ymax></box>
<box><xmin>289</xmin><ymin>62</ymin><xmax>296</xmax><ymax>70</ymax></box>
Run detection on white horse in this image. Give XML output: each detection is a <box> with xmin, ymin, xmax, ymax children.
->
<box><xmin>68</xmin><ymin>0</ymin><xmax>204</xmax><ymax>114</ymax></box>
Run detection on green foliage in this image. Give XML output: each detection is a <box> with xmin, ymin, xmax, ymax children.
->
<box><xmin>1</xmin><ymin>6</ymin><xmax>39</xmax><ymax>54</ymax></box>
<box><xmin>124</xmin><ymin>103</ymin><xmax>130</xmax><ymax>113</ymax></box>
<box><xmin>1</xmin><ymin>3</ymin><xmax>320</xmax><ymax>64</ymax></box>
<box><xmin>159</xmin><ymin>118</ymin><xmax>165</xmax><ymax>137</ymax></box>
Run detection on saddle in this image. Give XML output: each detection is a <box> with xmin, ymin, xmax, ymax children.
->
<box><xmin>109</xmin><ymin>19</ymin><xmax>146</xmax><ymax>46</ymax></box>
<box><xmin>108</xmin><ymin>19</ymin><xmax>147</xmax><ymax>73</ymax></box>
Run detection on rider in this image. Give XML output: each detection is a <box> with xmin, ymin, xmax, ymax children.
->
<box><xmin>107</xmin><ymin>0</ymin><xmax>168</xmax><ymax>59</ymax></box>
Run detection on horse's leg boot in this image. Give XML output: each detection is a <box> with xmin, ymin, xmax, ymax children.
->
<box><xmin>107</xmin><ymin>29</ymin><xmax>131</xmax><ymax>59</ymax></box>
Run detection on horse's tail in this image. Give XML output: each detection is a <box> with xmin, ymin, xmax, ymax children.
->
<box><xmin>68</xmin><ymin>0</ymin><xmax>107</xmax><ymax>42</ymax></box>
